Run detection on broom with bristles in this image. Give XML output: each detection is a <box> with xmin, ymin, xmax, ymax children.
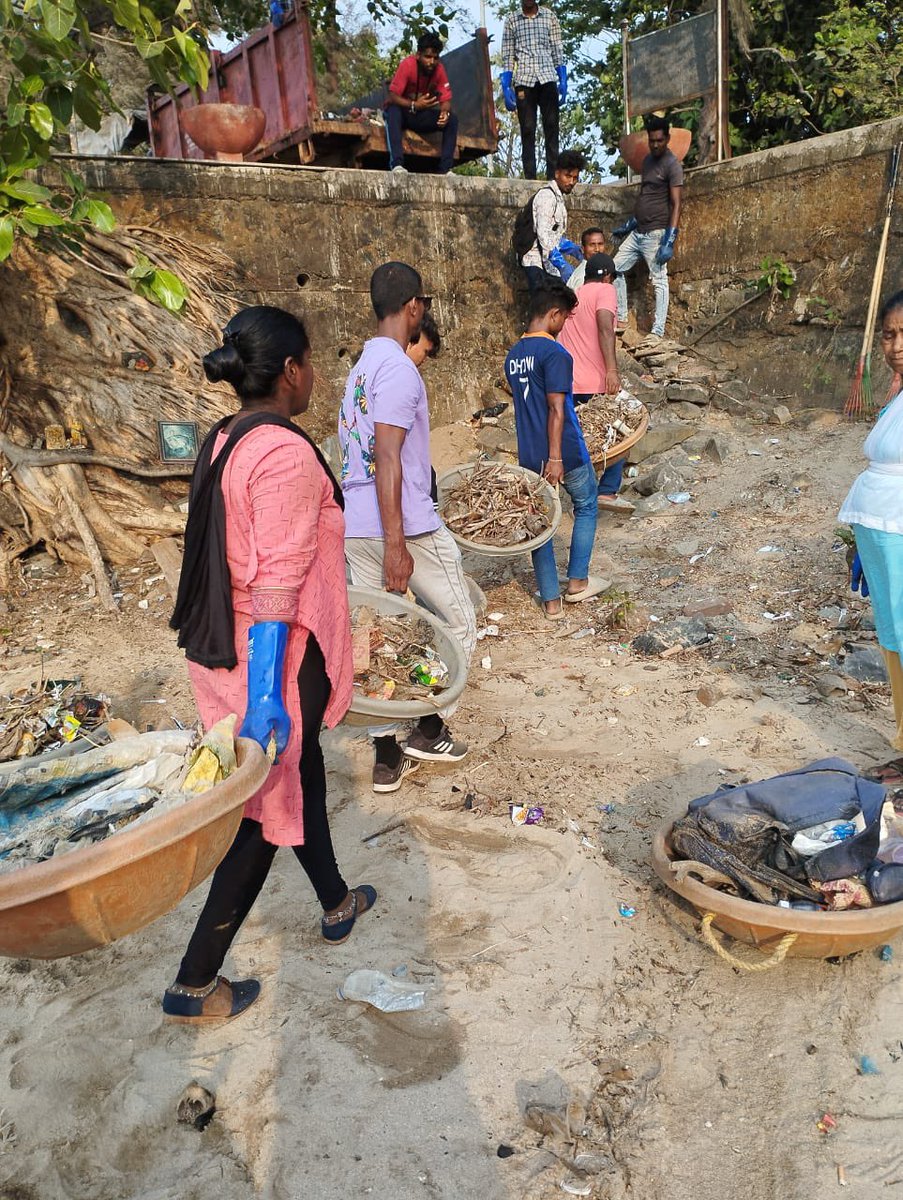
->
<box><xmin>845</xmin><ymin>143</ymin><xmax>901</xmax><ymax>420</ymax></box>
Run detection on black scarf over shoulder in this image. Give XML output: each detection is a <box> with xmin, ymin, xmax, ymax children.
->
<box><xmin>170</xmin><ymin>411</ymin><xmax>343</xmax><ymax>669</ymax></box>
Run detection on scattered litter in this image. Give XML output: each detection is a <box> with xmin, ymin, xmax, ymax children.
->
<box><xmin>572</xmin><ymin>627</ymin><xmax>595</xmax><ymax>640</ymax></box>
<box><xmin>177</xmin><ymin>1083</ymin><xmax>216</xmax><ymax>1131</ymax></box>
<box><xmin>614</xmin><ymin>684</ymin><xmax>636</xmax><ymax>697</ymax></box>
<box><xmin>559</xmin><ymin>1182</ymin><xmax>591</xmax><ymax>1197</ymax></box>
<box><xmin>747</xmin><ymin>450</ymin><xmax>763</xmax><ymax>456</ymax></box>
<box><xmin>757</xmin><ymin>545</ymin><xmax>782</xmax><ymax>554</ymax></box>
<box><xmin>618</xmin><ymin>902</ymin><xmax>637</xmax><ymax>918</ymax></box>
<box><xmin>837</xmin><ymin>1164</ymin><xmax>848</xmax><ymax>1188</ymax></box>
<box><xmin>510</xmin><ymin>804</ymin><xmax>544</xmax><ymax>826</ymax></box>
<box><xmin>762</xmin><ymin>611</ymin><xmax>793</xmax><ymax>621</ymax></box>
<box><xmin>476</xmin><ymin>625</ymin><xmax>500</xmax><ymax>639</ymax></box>
<box><xmin>390</xmin><ymin>963</ymin><xmax>408</xmax><ymax>978</ymax></box>
<box><xmin>817</xmin><ymin>1113</ymin><xmax>837</xmax><ymax>1134</ymax></box>
<box><xmin>689</xmin><ymin>546</ymin><xmax>714</xmax><ymax>564</ymax></box>
<box><xmin>880</xmin><ymin>944</ymin><xmax>893</xmax><ymax>962</ymax></box>
<box><xmin>598</xmin><ymin>803</ymin><xmax>616</xmax><ymax>814</ymax></box>
<box><xmin>487</xmin><ymin>612</ymin><xmax>505</xmax><ymax>622</ymax></box>
<box><xmin>481</xmin><ymin>655</ymin><xmax>492</xmax><ymax>670</ymax></box>
<box><xmin>575</xmin><ymin>391</ymin><xmax>646</xmax><ymax>463</ymax></box>
<box><xmin>337</xmin><ymin>968</ymin><xmax>426</xmax><ymax>1012</ymax></box>
<box><xmin>581</xmin><ymin>836</ymin><xmax>596</xmax><ymax>849</ymax></box>
<box><xmin>606</xmin><ymin>716</ymin><xmax>619</xmax><ymax>725</ymax></box>
<box><xmin>666</xmin><ymin>492</ymin><xmax>692</xmax><ymax>504</ymax></box>
<box><xmin>858</xmin><ymin>1055</ymin><xmax>881</xmax><ymax>1076</ymax></box>
<box><xmin>497</xmin><ymin>1145</ymin><xmax>515</xmax><ymax>1159</ymax></box>
<box><xmin>693</xmin><ymin>736</ymin><xmax>711</xmax><ymax>747</ymax></box>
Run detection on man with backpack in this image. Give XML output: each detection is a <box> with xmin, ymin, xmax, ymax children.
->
<box><xmin>515</xmin><ymin>149</ymin><xmax>586</xmax><ymax>293</ymax></box>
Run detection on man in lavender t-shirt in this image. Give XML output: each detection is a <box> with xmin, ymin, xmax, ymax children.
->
<box><xmin>339</xmin><ymin>261</ymin><xmax>476</xmax><ymax>794</ymax></box>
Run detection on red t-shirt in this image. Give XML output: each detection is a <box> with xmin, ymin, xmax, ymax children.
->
<box><xmin>557</xmin><ymin>281</ymin><xmax>618</xmax><ymax>394</ymax></box>
<box><xmin>388</xmin><ymin>55</ymin><xmax>452</xmax><ymax>105</ymax></box>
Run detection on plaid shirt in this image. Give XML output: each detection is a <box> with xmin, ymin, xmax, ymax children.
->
<box><xmin>501</xmin><ymin>6</ymin><xmax>564</xmax><ymax>88</ymax></box>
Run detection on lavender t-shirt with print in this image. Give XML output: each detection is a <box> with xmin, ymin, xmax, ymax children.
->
<box><xmin>338</xmin><ymin>337</ymin><xmax>440</xmax><ymax>539</ymax></box>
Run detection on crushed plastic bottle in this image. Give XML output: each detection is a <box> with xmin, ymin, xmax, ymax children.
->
<box><xmin>337</xmin><ymin>968</ymin><xmax>426</xmax><ymax>1013</ymax></box>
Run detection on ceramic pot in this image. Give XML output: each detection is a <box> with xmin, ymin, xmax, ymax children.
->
<box><xmin>619</xmin><ymin>127</ymin><xmax>692</xmax><ymax>173</ymax></box>
<box><xmin>180</xmin><ymin>103</ymin><xmax>266</xmax><ymax>161</ymax></box>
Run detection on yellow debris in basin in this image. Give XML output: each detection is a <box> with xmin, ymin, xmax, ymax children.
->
<box><xmin>182</xmin><ymin>714</ymin><xmax>238</xmax><ymax>793</ymax></box>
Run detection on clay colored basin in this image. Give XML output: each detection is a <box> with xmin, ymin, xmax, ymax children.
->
<box><xmin>652</xmin><ymin>820</ymin><xmax>903</xmax><ymax>960</ymax></box>
<box><xmin>619</xmin><ymin>128</ymin><xmax>692</xmax><ymax>173</ymax></box>
<box><xmin>0</xmin><ymin>734</ymin><xmax>269</xmax><ymax>959</ymax></box>
<box><xmin>180</xmin><ymin>102</ymin><xmax>266</xmax><ymax>159</ymax></box>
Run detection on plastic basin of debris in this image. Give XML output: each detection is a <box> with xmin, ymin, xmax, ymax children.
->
<box><xmin>0</xmin><ymin>733</ymin><xmax>269</xmax><ymax>959</ymax></box>
<box><xmin>345</xmin><ymin>586</ymin><xmax>470</xmax><ymax>726</ymax></box>
<box><xmin>652</xmin><ymin>820</ymin><xmax>903</xmax><ymax>960</ymax></box>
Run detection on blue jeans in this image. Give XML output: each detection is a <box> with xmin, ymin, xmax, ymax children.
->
<box><xmin>598</xmin><ymin>460</ymin><xmax>624</xmax><ymax>495</ymax></box>
<box><xmin>385</xmin><ymin>106</ymin><xmax>459</xmax><ymax>174</ymax></box>
<box><xmin>613</xmin><ymin>229</ymin><xmax>670</xmax><ymax>336</ymax></box>
<box><xmin>531</xmin><ymin>461</ymin><xmax>599</xmax><ymax>602</ymax></box>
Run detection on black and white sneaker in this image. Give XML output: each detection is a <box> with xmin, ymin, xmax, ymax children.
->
<box><xmin>372</xmin><ymin>755</ymin><xmax>420</xmax><ymax>793</ymax></box>
<box><xmin>403</xmin><ymin>724</ymin><xmax>469</xmax><ymax>763</ymax></box>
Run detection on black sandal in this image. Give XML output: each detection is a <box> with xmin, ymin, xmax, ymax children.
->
<box><xmin>162</xmin><ymin>976</ymin><xmax>260</xmax><ymax>1024</ymax></box>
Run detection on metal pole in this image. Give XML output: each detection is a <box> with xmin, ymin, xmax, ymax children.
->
<box><xmin>716</xmin><ymin>0</ymin><xmax>723</xmax><ymax>162</ymax></box>
<box><xmin>621</xmin><ymin>19</ymin><xmax>631</xmax><ymax>182</ymax></box>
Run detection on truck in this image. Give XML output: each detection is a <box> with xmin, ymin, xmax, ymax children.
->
<box><xmin>148</xmin><ymin>3</ymin><xmax>499</xmax><ymax>172</ymax></box>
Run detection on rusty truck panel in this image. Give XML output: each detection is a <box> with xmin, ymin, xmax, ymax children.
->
<box><xmin>148</xmin><ymin>9</ymin><xmax>498</xmax><ymax>170</ymax></box>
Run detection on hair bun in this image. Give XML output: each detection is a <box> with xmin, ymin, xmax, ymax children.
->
<box><xmin>203</xmin><ymin>341</ymin><xmax>246</xmax><ymax>387</ymax></box>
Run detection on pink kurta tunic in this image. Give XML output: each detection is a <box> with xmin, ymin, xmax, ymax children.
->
<box><xmin>187</xmin><ymin>425</ymin><xmax>353</xmax><ymax>845</ymax></box>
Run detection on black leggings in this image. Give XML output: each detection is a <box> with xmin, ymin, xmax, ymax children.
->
<box><xmin>176</xmin><ymin>636</ymin><xmax>348</xmax><ymax>988</ymax></box>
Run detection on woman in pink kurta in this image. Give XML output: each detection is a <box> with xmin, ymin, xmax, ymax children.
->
<box><xmin>164</xmin><ymin>306</ymin><xmax>375</xmax><ymax>1025</ymax></box>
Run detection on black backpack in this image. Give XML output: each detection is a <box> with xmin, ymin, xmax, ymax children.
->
<box><xmin>512</xmin><ymin>184</ymin><xmax>554</xmax><ymax>260</ymax></box>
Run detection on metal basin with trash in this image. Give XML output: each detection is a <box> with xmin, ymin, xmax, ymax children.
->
<box><xmin>436</xmin><ymin>461</ymin><xmax>562</xmax><ymax>558</ymax></box>
<box><xmin>345</xmin><ymin>585</ymin><xmax>469</xmax><ymax>726</ymax></box>
<box><xmin>0</xmin><ymin>731</ymin><xmax>269</xmax><ymax>959</ymax></box>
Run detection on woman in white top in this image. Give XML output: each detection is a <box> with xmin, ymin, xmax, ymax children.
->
<box><xmin>839</xmin><ymin>289</ymin><xmax>903</xmax><ymax>782</ymax></box>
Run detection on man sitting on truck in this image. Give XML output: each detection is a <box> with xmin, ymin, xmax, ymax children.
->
<box><xmin>384</xmin><ymin>32</ymin><xmax>459</xmax><ymax>175</ymax></box>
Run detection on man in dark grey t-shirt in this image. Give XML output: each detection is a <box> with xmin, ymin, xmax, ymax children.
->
<box><xmin>612</xmin><ymin>116</ymin><xmax>684</xmax><ymax>338</ymax></box>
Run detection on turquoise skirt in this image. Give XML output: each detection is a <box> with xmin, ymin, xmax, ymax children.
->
<box><xmin>851</xmin><ymin>524</ymin><xmax>903</xmax><ymax>654</ymax></box>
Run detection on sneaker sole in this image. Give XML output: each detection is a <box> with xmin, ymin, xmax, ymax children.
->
<box><xmin>372</xmin><ymin>759</ymin><xmax>420</xmax><ymax>793</ymax></box>
<box><xmin>403</xmin><ymin>747</ymin><xmax>469</xmax><ymax>763</ymax></box>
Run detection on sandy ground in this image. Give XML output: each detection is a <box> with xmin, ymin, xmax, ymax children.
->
<box><xmin>2</xmin><ymin>407</ymin><xmax>903</xmax><ymax>1200</ymax></box>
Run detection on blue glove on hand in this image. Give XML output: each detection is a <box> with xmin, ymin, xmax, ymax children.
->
<box><xmin>548</xmin><ymin>246</ymin><xmax>573</xmax><ymax>282</ymax></box>
<box><xmin>558</xmin><ymin>237</ymin><xmax>583</xmax><ymax>259</ymax></box>
<box><xmin>500</xmin><ymin>70</ymin><xmax>516</xmax><ymax>112</ymax></box>
<box><xmin>556</xmin><ymin>65</ymin><xmax>567</xmax><ymax>105</ymax></box>
<box><xmin>655</xmin><ymin>226</ymin><xmax>678</xmax><ymax>265</ymax></box>
<box><xmin>612</xmin><ymin>216</ymin><xmax>637</xmax><ymax>238</ymax></box>
<box><xmin>851</xmin><ymin>551</ymin><xmax>870</xmax><ymax>598</ymax></box>
<box><xmin>240</xmin><ymin>621</ymin><xmax>291</xmax><ymax>761</ymax></box>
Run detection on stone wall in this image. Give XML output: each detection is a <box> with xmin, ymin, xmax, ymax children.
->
<box><xmin>17</xmin><ymin>115</ymin><xmax>903</xmax><ymax>438</ymax></box>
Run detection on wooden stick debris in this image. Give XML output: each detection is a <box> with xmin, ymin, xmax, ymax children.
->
<box><xmin>441</xmin><ymin>464</ymin><xmax>552</xmax><ymax>547</ymax></box>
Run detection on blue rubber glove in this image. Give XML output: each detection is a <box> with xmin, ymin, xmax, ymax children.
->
<box><xmin>851</xmin><ymin>551</ymin><xmax>870</xmax><ymax>598</ymax></box>
<box><xmin>655</xmin><ymin>226</ymin><xmax>678</xmax><ymax>265</ymax></box>
<box><xmin>500</xmin><ymin>70</ymin><xmax>516</xmax><ymax>112</ymax></box>
<box><xmin>269</xmin><ymin>0</ymin><xmax>288</xmax><ymax>28</ymax></box>
<box><xmin>612</xmin><ymin>215</ymin><xmax>637</xmax><ymax>238</ymax></box>
<box><xmin>240</xmin><ymin>621</ymin><xmax>291</xmax><ymax>761</ymax></box>
<box><xmin>548</xmin><ymin>246</ymin><xmax>573</xmax><ymax>282</ymax></box>
<box><xmin>556</xmin><ymin>65</ymin><xmax>567</xmax><ymax>105</ymax></box>
<box><xmin>558</xmin><ymin>237</ymin><xmax>583</xmax><ymax>259</ymax></box>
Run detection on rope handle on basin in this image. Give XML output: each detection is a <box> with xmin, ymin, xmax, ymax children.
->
<box><xmin>700</xmin><ymin>911</ymin><xmax>798</xmax><ymax>971</ymax></box>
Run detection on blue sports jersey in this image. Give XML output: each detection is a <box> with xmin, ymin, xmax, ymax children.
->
<box><xmin>504</xmin><ymin>332</ymin><xmax>589</xmax><ymax>474</ymax></box>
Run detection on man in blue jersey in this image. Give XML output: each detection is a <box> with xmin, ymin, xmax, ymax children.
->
<box><xmin>505</xmin><ymin>281</ymin><xmax>608</xmax><ymax>619</ymax></box>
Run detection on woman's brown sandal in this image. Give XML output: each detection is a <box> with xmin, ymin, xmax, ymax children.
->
<box><xmin>162</xmin><ymin>975</ymin><xmax>261</xmax><ymax>1024</ymax></box>
<box><xmin>321</xmin><ymin>885</ymin><xmax>377</xmax><ymax>944</ymax></box>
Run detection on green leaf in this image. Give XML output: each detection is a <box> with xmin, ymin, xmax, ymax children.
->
<box><xmin>0</xmin><ymin>216</ymin><xmax>14</xmax><ymax>262</ymax></box>
<box><xmin>72</xmin><ymin>84</ymin><xmax>103</xmax><ymax>130</ymax></box>
<box><xmin>127</xmin><ymin>256</ymin><xmax>155</xmax><ymax>281</ymax></box>
<box><xmin>20</xmin><ymin>74</ymin><xmax>44</xmax><ymax>98</ymax></box>
<box><xmin>17</xmin><ymin>218</ymin><xmax>39</xmax><ymax>237</ymax></box>
<box><xmin>6</xmin><ymin>102</ymin><xmax>26</xmax><ymax>128</ymax></box>
<box><xmin>28</xmin><ymin>103</ymin><xmax>54</xmax><ymax>139</ymax></box>
<box><xmin>0</xmin><ymin>179</ymin><xmax>52</xmax><ymax>203</ymax></box>
<box><xmin>135</xmin><ymin>37</ymin><xmax>168</xmax><ymax>58</ymax></box>
<box><xmin>40</xmin><ymin>0</ymin><xmax>76</xmax><ymax>41</ymax></box>
<box><xmin>73</xmin><ymin>197</ymin><xmax>116</xmax><ymax>232</ymax></box>
<box><xmin>46</xmin><ymin>85</ymin><xmax>74</xmax><ymax>127</ymax></box>
<box><xmin>149</xmin><ymin>268</ymin><xmax>189</xmax><ymax>312</ymax></box>
<box><xmin>19</xmin><ymin>204</ymin><xmax>66</xmax><ymax>226</ymax></box>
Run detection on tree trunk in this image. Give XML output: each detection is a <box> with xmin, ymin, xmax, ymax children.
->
<box><xmin>0</xmin><ymin>229</ymin><xmax>240</xmax><ymax>581</ymax></box>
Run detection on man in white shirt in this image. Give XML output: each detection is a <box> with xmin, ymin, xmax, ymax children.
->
<box><xmin>567</xmin><ymin>227</ymin><xmax>606</xmax><ymax>292</ymax></box>
<box><xmin>519</xmin><ymin>149</ymin><xmax>585</xmax><ymax>293</ymax></box>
